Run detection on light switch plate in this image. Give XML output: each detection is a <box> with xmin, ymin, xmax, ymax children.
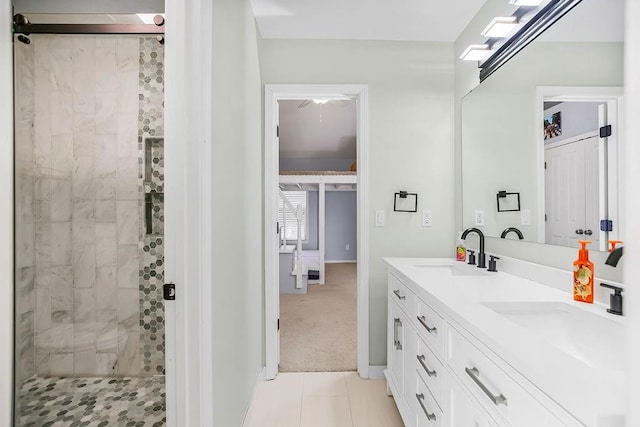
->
<box><xmin>421</xmin><ymin>210</ymin><xmax>432</xmax><ymax>227</ymax></box>
<box><xmin>521</xmin><ymin>209</ymin><xmax>531</xmax><ymax>225</ymax></box>
<box><xmin>474</xmin><ymin>210</ymin><xmax>485</xmax><ymax>226</ymax></box>
<box><xmin>375</xmin><ymin>210</ymin><xmax>385</xmax><ymax>227</ymax></box>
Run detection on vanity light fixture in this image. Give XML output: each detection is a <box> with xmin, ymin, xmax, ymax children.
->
<box><xmin>460</xmin><ymin>44</ymin><xmax>491</xmax><ymax>61</ymax></box>
<box><xmin>313</xmin><ymin>99</ymin><xmax>329</xmax><ymax>105</ymax></box>
<box><xmin>481</xmin><ymin>17</ymin><xmax>519</xmax><ymax>38</ymax></box>
<box><xmin>509</xmin><ymin>0</ymin><xmax>545</xmax><ymax>5</ymax></box>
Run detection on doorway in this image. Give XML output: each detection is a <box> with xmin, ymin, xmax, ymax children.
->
<box><xmin>11</xmin><ymin>17</ymin><xmax>167</xmax><ymax>426</ymax></box>
<box><xmin>264</xmin><ymin>85</ymin><xmax>370</xmax><ymax>379</ymax></box>
<box><xmin>277</xmin><ymin>99</ymin><xmax>358</xmax><ymax>372</ymax></box>
<box><xmin>536</xmin><ymin>87</ymin><xmax>624</xmax><ymax>251</ymax></box>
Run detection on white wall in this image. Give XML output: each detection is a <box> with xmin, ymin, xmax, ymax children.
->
<box><xmin>211</xmin><ymin>0</ymin><xmax>264</xmax><ymax>425</ymax></box>
<box><xmin>1</xmin><ymin>0</ymin><xmax>15</xmax><ymax>424</ymax></box>
<box><xmin>543</xmin><ymin>102</ymin><xmax>601</xmax><ymax>144</ymax></box>
<box><xmin>260</xmin><ymin>39</ymin><xmax>455</xmax><ymax>364</ymax></box>
<box><xmin>625</xmin><ymin>1</ymin><xmax>640</xmax><ymax>424</ymax></box>
<box><xmin>326</xmin><ymin>191</ymin><xmax>357</xmax><ymax>261</ymax></box>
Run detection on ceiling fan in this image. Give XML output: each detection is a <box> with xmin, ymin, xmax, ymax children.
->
<box><xmin>297</xmin><ymin>99</ymin><xmax>350</xmax><ymax>108</ymax></box>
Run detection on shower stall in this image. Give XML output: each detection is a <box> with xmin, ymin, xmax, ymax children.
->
<box><xmin>13</xmin><ymin>15</ymin><xmax>166</xmax><ymax>426</ymax></box>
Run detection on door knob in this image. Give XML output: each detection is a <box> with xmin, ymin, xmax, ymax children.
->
<box><xmin>575</xmin><ymin>229</ymin><xmax>584</xmax><ymax>235</ymax></box>
<box><xmin>585</xmin><ymin>230</ymin><xmax>593</xmax><ymax>235</ymax></box>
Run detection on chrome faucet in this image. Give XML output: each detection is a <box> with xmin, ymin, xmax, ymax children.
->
<box><xmin>500</xmin><ymin>227</ymin><xmax>524</xmax><ymax>240</ymax></box>
<box><xmin>461</xmin><ymin>227</ymin><xmax>486</xmax><ymax>268</ymax></box>
<box><xmin>605</xmin><ymin>246</ymin><xmax>623</xmax><ymax>267</ymax></box>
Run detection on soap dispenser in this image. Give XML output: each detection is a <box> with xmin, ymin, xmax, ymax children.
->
<box><xmin>456</xmin><ymin>232</ymin><xmax>466</xmax><ymax>262</ymax></box>
<box><xmin>573</xmin><ymin>240</ymin><xmax>594</xmax><ymax>304</ymax></box>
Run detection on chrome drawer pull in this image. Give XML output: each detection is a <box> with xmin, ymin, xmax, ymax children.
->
<box><xmin>465</xmin><ymin>367</ymin><xmax>508</xmax><ymax>406</ymax></box>
<box><xmin>417</xmin><ymin>315</ymin><xmax>437</xmax><ymax>333</ymax></box>
<box><xmin>393</xmin><ymin>289</ymin><xmax>406</xmax><ymax>300</ymax></box>
<box><xmin>417</xmin><ymin>354</ymin><xmax>437</xmax><ymax>377</ymax></box>
<box><xmin>415</xmin><ymin>393</ymin><xmax>437</xmax><ymax>421</ymax></box>
<box><xmin>393</xmin><ymin>318</ymin><xmax>402</xmax><ymax>350</ymax></box>
<box><xmin>393</xmin><ymin>318</ymin><xmax>398</xmax><ymax>347</ymax></box>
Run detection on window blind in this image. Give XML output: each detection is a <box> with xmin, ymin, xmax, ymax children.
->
<box><xmin>278</xmin><ymin>191</ymin><xmax>307</xmax><ymax>241</ymax></box>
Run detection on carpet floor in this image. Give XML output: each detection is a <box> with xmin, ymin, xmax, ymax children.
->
<box><xmin>279</xmin><ymin>263</ymin><xmax>357</xmax><ymax>372</ymax></box>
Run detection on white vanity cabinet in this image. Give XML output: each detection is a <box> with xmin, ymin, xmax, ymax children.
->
<box><xmin>385</xmin><ymin>270</ymin><xmax>581</xmax><ymax>427</ymax></box>
<box><xmin>386</xmin><ymin>274</ymin><xmax>416</xmax><ymax>422</ymax></box>
<box><xmin>449</xmin><ymin>374</ymin><xmax>497</xmax><ymax>427</ymax></box>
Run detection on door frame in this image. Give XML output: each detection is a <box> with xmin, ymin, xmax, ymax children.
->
<box><xmin>164</xmin><ymin>0</ymin><xmax>214</xmax><ymax>425</ymax></box>
<box><xmin>264</xmin><ymin>84</ymin><xmax>370</xmax><ymax>379</ymax></box>
<box><xmin>535</xmin><ymin>86</ymin><xmax>624</xmax><ymax>248</ymax></box>
<box><xmin>0</xmin><ymin>0</ymin><xmax>15</xmax><ymax>424</ymax></box>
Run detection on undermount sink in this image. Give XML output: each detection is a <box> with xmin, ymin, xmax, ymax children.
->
<box><xmin>412</xmin><ymin>264</ymin><xmax>487</xmax><ymax>276</ymax></box>
<box><xmin>482</xmin><ymin>301</ymin><xmax>624</xmax><ymax>369</ymax></box>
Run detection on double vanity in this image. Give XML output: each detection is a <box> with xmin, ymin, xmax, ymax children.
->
<box><xmin>384</xmin><ymin>257</ymin><xmax>625</xmax><ymax>427</ymax></box>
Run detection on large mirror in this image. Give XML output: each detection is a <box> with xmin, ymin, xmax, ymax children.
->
<box><xmin>461</xmin><ymin>0</ymin><xmax>624</xmax><ymax>251</ymax></box>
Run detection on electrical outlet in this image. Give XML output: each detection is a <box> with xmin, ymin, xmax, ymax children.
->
<box><xmin>375</xmin><ymin>210</ymin><xmax>385</xmax><ymax>227</ymax></box>
<box><xmin>421</xmin><ymin>210</ymin><xmax>432</xmax><ymax>227</ymax></box>
<box><xmin>474</xmin><ymin>210</ymin><xmax>485</xmax><ymax>226</ymax></box>
<box><xmin>521</xmin><ymin>209</ymin><xmax>531</xmax><ymax>226</ymax></box>
<box><xmin>346</xmin><ymin>244</ymin><xmax>350</xmax><ymax>251</ymax></box>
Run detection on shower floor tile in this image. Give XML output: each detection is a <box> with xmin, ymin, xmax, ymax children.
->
<box><xmin>19</xmin><ymin>376</ymin><xmax>165</xmax><ymax>427</ymax></box>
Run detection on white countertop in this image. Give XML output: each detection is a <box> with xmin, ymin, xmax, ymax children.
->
<box><xmin>384</xmin><ymin>257</ymin><xmax>625</xmax><ymax>427</ymax></box>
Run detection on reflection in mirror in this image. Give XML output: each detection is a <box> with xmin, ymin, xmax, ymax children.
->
<box><xmin>543</xmin><ymin>95</ymin><xmax>621</xmax><ymax>251</ymax></box>
<box><xmin>461</xmin><ymin>0</ymin><xmax>624</xmax><ymax>252</ymax></box>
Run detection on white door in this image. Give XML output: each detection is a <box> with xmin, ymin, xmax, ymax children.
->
<box><xmin>545</xmin><ymin>141</ymin><xmax>586</xmax><ymax>248</ymax></box>
<box><xmin>388</xmin><ymin>302</ymin><xmax>406</xmax><ymax>395</ymax></box>
<box><xmin>275</xmin><ymin>104</ymin><xmax>281</xmax><ymax>369</ymax></box>
<box><xmin>545</xmin><ymin>134</ymin><xmax>603</xmax><ymax>249</ymax></box>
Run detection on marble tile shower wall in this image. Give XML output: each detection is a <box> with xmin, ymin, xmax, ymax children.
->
<box><xmin>29</xmin><ymin>35</ymin><xmax>144</xmax><ymax>376</ymax></box>
<box><xmin>14</xmin><ymin>36</ymin><xmax>36</xmax><ymax>391</ymax></box>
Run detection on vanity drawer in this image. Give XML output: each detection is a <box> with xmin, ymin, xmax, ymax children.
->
<box><xmin>389</xmin><ymin>273</ymin><xmax>415</xmax><ymax>317</ymax></box>
<box><xmin>415</xmin><ymin>298</ymin><xmax>444</xmax><ymax>357</ymax></box>
<box><xmin>411</xmin><ymin>374</ymin><xmax>443</xmax><ymax>427</ymax></box>
<box><xmin>447</xmin><ymin>325</ymin><xmax>566</xmax><ymax>427</ymax></box>
<box><xmin>415</xmin><ymin>335</ymin><xmax>444</xmax><ymax>409</ymax></box>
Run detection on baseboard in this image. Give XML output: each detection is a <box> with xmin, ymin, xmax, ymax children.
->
<box><xmin>325</xmin><ymin>260</ymin><xmax>357</xmax><ymax>264</ymax></box>
<box><xmin>368</xmin><ymin>365</ymin><xmax>386</xmax><ymax>379</ymax></box>
<box><xmin>242</xmin><ymin>366</ymin><xmax>265</xmax><ymax>425</ymax></box>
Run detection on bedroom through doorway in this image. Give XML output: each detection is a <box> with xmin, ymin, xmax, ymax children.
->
<box><xmin>277</xmin><ymin>98</ymin><xmax>358</xmax><ymax>372</ymax></box>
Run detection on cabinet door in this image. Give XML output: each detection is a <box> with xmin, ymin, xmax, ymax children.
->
<box><xmin>448</xmin><ymin>377</ymin><xmax>497</xmax><ymax>427</ymax></box>
<box><xmin>388</xmin><ymin>301</ymin><xmax>406</xmax><ymax>395</ymax></box>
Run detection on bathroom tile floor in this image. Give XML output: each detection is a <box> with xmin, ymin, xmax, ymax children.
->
<box><xmin>243</xmin><ymin>372</ymin><xmax>403</xmax><ymax>427</ymax></box>
<box><xmin>18</xmin><ymin>375</ymin><xmax>165</xmax><ymax>427</ymax></box>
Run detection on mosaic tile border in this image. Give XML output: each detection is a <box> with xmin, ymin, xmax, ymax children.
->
<box><xmin>138</xmin><ymin>37</ymin><xmax>165</xmax><ymax>375</ymax></box>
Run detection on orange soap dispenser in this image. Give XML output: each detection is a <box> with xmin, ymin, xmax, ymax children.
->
<box><xmin>573</xmin><ymin>240</ymin><xmax>594</xmax><ymax>303</ymax></box>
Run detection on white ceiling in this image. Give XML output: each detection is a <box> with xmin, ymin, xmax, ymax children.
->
<box><xmin>250</xmin><ymin>0</ymin><xmax>488</xmax><ymax>42</ymax></box>
<box><xmin>279</xmin><ymin>100</ymin><xmax>357</xmax><ymax>159</ymax></box>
